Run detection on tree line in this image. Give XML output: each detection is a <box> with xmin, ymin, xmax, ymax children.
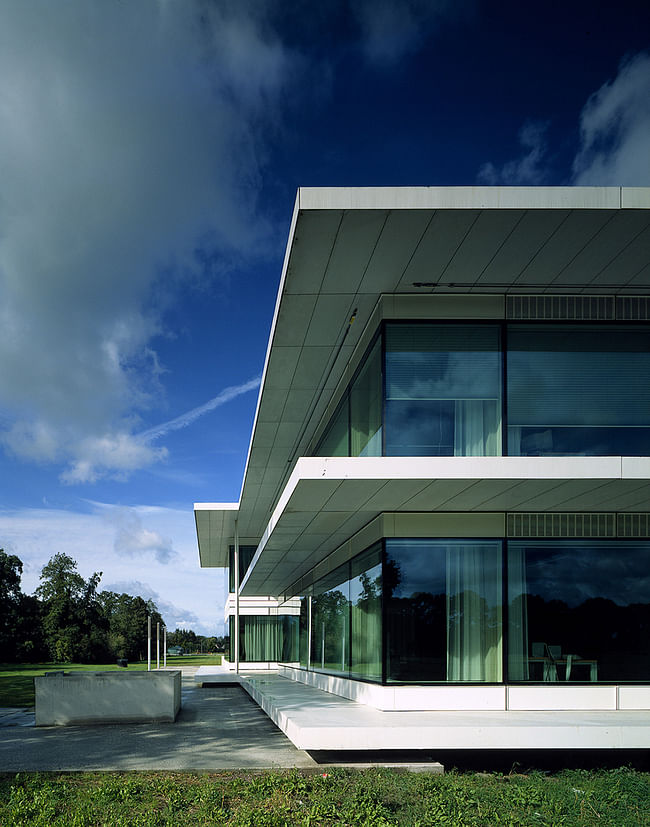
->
<box><xmin>0</xmin><ymin>549</ymin><xmax>226</xmax><ymax>664</ymax></box>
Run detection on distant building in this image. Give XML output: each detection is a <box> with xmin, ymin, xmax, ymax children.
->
<box><xmin>196</xmin><ymin>186</ymin><xmax>650</xmax><ymax>751</ymax></box>
<box><xmin>167</xmin><ymin>646</ymin><xmax>184</xmax><ymax>656</ymax></box>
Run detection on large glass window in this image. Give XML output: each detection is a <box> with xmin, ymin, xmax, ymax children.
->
<box><xmin>298</xmin><ymin>589</ymin><xmax>312</xmax><ymax>668</ymax></box>
<box><xmin>385</xmin><ymin>325</ymin><xmax>502</xmax><ymax>456</ymax></box>
<box><xmin>310</xmin><ymin>565</ymin><xmax>350</xmax><ymax>674</ymax></box>
<box><xmin>350</xmin><ymin>337</ymin><xmax>382</xmax><ymax>456</ymax></box>
<box><xmin>507</xmin><ymin>541</ymin><xmax>650</xmax><ymax>683</ymax></box>
<box><xmin>229</xmin><ymin>615</ymin><xmax>298</xmax><ymax>663</ymax></box>
<box><xmin>290</xmin><ymin>538</ymin><xmax>650</xmax><ymax>685</ymax></box>
<box><xmin>228</xmin><ymin>545</ymin><xmax>257</xmax><ymax>593</ymax></box>
<box><xmin>314</xmin><ymin>321</ymin><xmax>650</xmax><ymax>460</ymax></box>
<box><xmin>385</xmin><ymin>539</ymin><xmax>502</xmax><ymax>683</ymax></box>
<box><xmin>507</xmin><ymin>325</ymin><xmax>650</xmax><ymax>456</ymax></box>
<box><xmin>317</xmin><ymin>398</ymin><xmax>349</xmax><ymax>456</ymax></box>
<box><xmin>350</xmin><ymin>544</ymin><xmax>382</xmax><ymax>681</ymax></box>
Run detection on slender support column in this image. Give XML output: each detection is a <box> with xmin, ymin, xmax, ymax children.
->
<box><xmin>307</xmin><ymin>596</ymin><xmax>312</xmax><ymax>671</ymax></box>
<box><xmin>147</xmin><ymin>615</ymin><xmax>151</xmax><ymax>672</ymax></box>
<box><xmin>163</xmin><ymin>626</ymin><xmax>167</xmax><ymax>668</ymax></box>
<box><xmin>156</xmin><ymin>621</ymin><xmax>160</xmax><ymax>670</ymax></box>
<box><xmin>234</xmin><ymin>519</ymin><xmax>240</xmax><ymax>675</ymax></box>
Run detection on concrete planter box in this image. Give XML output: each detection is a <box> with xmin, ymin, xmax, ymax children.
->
<box><xmin>35</xmin><ymin>670</ymin><xmax>182</xmax><ymax>726</ymax></box>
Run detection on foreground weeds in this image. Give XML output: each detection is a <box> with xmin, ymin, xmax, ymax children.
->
<box><xmin>0</xmin><ymin>766</ymin><xmax>648</xmax><ymax>826</ymax></box>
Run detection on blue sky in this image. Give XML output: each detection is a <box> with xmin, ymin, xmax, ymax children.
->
<box><xmin>0</xmin><ymin>0</ymin><xmax>648</xmax><ymax>634</ymax></box>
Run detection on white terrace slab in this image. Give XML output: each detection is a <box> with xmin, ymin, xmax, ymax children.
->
<box><xmin>238</xmin><ymin>673</ymin><xmax>650</xmax><ymax>752</ymax></box>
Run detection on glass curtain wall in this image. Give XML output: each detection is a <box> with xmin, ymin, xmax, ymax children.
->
<box><xmin>508</xmin><ymin>325</ymin><xmax>650</xmax><ymax>456</ymax></box>
<box><xmin>310</xmin><ymin>565</ymin><xmax>350</xmax><ymax>672</ymax></box>
<box><xmin>385</xmin><ymin>539</ymin><xmax>502</xmax><ymax>682</ymax></box>
<box><xmin>507</xmin><ymin>541</ymin><xmax>650</xmax><ymax>682</ymax></box>
<box><xmin>229</xmin><ymin>615</ymin><xmax>298</xmax><ymax>663</ymax></box>
<box><xmin>228</xmin><ymin>545</ymin><xmax>257</xmax><ymax>593</ymax></box>
<box><xmin>290</xmin><ymin>538</ymin><xmax>650</xmax><ymax>684</ymax></box>
<box><xmin>315</xmin><ymin>321</ymin><xmax>650</xmax><ymax>460</ymax></box>
<box><xmin>350</xmin><ymin>338</ymin><xmax>383</xmax><ymax>456</ymax></box>
<box><xmin>350</xmin><ymin>544</ymin><xmax>382</xmax><ymax>681</ymax></box>
<box><xmin>385</xmin><ymin>325</ymin><xmax>502</xmax><ymax>456</ymax></box>
<box><xmin>299</xmin><ymin>544</ymin><xmax>383</xmax><ymax>679</ymax></box>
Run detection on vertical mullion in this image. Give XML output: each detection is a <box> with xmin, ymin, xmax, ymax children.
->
<box><xmin>381</xmin><ymin>539</ymin><xmax>387</xmax><ymax>685</ymax></box>
<box><xmin>502</xmin><ymin>321</ymin><xmax>508</xmax><ymax>456</ymax></box>
<box><xmin>502</xmin><ymin>538</ymin><xmax>508</xmax><ymax>685</ymax></box>
<box><xmin>381</xmin><ymin>320</ymin><xmax>387</xmax><ymax>457</ymax></box>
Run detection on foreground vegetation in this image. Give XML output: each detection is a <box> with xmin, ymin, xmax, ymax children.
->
<box><xmin>0</xmin><ymin>767</ymin><xmax>648</xmax><ymax>826</ymax></box>
<box><xmin>0</xmin><ymin>654</ymin><xmax>222</xmax><ymax>707</ymax></box>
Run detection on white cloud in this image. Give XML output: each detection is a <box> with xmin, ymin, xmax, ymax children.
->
<box><xmin>103</xmin><ymin>579</ymin><xmax>204</xmax><ymax>632</ymax></box>
<box><xmin>60</xmin><ymin>434</ymin><xmax>168</xmax><ymax>485</ymax></box>
<box><xmin>0</xmin><ymin>1</ymin><xmax>292</xmax><ymax>483</ymax></box>
<box><xmin>477</xmin><ymin>51</ymin><xmax>650</xmax><ymax>187</ymax></box>
<box><xmin>477</xmin><ymin>121</ymin><xmax>550</xmax><ymax>185</ymax></box>
<box><xmin>572</xmin><ymin>52</ymin><xmax>650</xmax><ymax>185</ymax></box>
<box><xmin>109</xmin><ymin>508</ymin><xmax>177</xmax><ymax>565</ymax></box>
<box><xmin>351</xmin><ymin>0</ymin><xmax>461</xmax><ymax>65</ymax></box>
<box><xmin>0</xmin><ymin>503</ymin><xmax>226</xmax><ymax>634</ymax></box>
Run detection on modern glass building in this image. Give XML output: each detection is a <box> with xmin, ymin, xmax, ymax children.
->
<box><xmin>195</xmin><ymin>186</ymin><xmax>650</xmax><ymax>749</ymax></box>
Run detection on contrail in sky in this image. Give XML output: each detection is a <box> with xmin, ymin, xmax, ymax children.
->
<box><xmin>139</xmin><ymin>376</ymin><xmax>261</xmax><ymax>442</ymax></box>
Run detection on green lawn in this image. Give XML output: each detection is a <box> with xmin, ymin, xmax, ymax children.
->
<box><xmin>0</xmin><ymin>655</ymin><xmax>222</xmax><ymax>708</ymax></box>
<box><xmin>0</xmin><ymin>767</ymin><xmax>648</xmax><ymax>826</ymax></box>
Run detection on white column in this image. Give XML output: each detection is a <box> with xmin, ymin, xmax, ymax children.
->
<box><xmin>147</xmin><ymin>615</ymin><xmax>151</xmax><ymax>672</ymax></box>
<box><xmin>156</xmin><ymin>621</ymin><xmax>160</xmax><ymax>670</ymax></box>
<box><xmin>163</xmin><ymin>627</ymin><xmax>167</xmax><ymax>668</ymax></box>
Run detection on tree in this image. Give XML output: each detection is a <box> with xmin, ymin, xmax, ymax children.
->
<box><xmin>0</xmin><ymin>549</ymin><xmax>25</xmax><ymax>659</ymax></box>
<box><xmin>0</xmin><ymin>549</ymin><xmax>47</xmax><ymax>662</ymax></box>
<box><xmin>100</xmin><ymin>591</ymin><xmax>164</xmax><ymax>661</ymax></box>
<box><xmin>36</xmin><ymin>553</ymin><xmax>110</xmax><ymax>663</ymax></box>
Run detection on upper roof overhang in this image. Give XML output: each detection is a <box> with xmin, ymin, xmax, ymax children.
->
<box><xmin>194</xmin><ymin>503</ymin><xmax>238</xmax><ymax>568</ymax></box>
<box><xmin>196</xmin><ymin>186</ymin><xmax>650</xmax><ymax>579</ymax></box>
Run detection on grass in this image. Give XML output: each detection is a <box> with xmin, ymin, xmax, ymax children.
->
<box><xmin>0</xmin><ymin>766</ymin><xmax>648</xmax><ymax>826</ymax></box>
<box><xmin>0</xmin><ymin>655</ymin><xmax>222</xmax><ymax>708</ymax></box>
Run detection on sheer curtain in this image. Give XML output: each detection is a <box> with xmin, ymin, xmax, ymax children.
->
<box><xmin>446</xmin><ymin>544</ymin><xmax>502</xmax><ymax>681</ymax></box>
<box><xmin>242</xmin><ymin>616</ymin><xmax>279</xmax><ymax>662</ymax></box>
<box><xmin>454</xmin><ymin>400</ymin><xmax>500</xmax><ymax>456</ymax></box>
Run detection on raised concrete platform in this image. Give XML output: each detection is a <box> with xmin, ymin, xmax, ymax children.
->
<box><xmin>224</xmin><ymin>672</ymin><xmax>650</xmax><ymax>752</ymax></box>
<box><xmin>35</xmin><ymin>669</ymin><xmax>182</xmax><ymax>726</ymax></box>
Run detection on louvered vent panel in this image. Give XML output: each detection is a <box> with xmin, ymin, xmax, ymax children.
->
<box><xmin>616</xmin><ymin>297</ymin><xmax>650</xmax><ymax>321</ymax></box>
<box><xmin>507</xmin><ymin>513</ymin><xmax>616</xmax><ymax>538</ymax></box>
<box><xmin>506</xmin><ymin>295</ymin><xmax>615</xmax><ymax>320</ymax></box>
<box><xmin>617</xmin><ymin>514</ymin><xmax>650</xmax><ymax>537</ymax></box>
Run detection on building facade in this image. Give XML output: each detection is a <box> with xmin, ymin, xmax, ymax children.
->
<box><xmin>195</xmin><ymin>186</ymin><xmax>650</xmax><ymax>737</ymax></box>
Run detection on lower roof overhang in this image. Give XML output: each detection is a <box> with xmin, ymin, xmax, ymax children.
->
<box><xmin>240</xmin><ymin>455</ymin><xmax>650</xmax><ymax>596</ymax></box>
<box><xmin>194</xmin><ymin>502</ymin><xmax>239</xmax><ymax>568</ymax></box>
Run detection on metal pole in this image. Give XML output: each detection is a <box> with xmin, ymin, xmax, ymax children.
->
<box><xmin>307</xmin><ymin>595</ymin><xmax>312</xmax><ymax>671</ymax></box>
<box><xmin>163</xmin><ymin>627</ymin><xmax>167</xmax><ymax>667</ymax></box>
<box><xmin>234</xmin><ymin>519</ymin><xmax>240</xmax><ymax>675</ymax></box>
<box><xmin>147</xmin><ymin>615</ymin><xmax>151</xmax><ymax>672</ymax></box>
<box><xmin>156</xmin><ymin>622</ymin><xmax>160</xmax><ymax>670</ymax></box>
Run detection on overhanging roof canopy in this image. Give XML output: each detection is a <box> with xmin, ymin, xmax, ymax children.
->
<box><xmin>194</xmin><ymin>503</ymin><xmax>238</xmax><ymax>567</ymax></box>
<box><xmin>196</xmin><ymin>186</ymin><xmax>650</xmax><ymax>578</ymax></box>
<box><xmin>240</xmin><ymin>456</ymin><xmax>650</xmax><ymax>595</ymax></box>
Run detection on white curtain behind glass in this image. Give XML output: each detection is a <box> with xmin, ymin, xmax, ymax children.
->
<box><xmin>454</xmin><ymin>400</ymin><xmax>500</xmax><ymax>456</ymax></box>
<box><xmin>446</xmin><ymin>544</ymin><xmax>502</xmax><ymax>681</ymax></box>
